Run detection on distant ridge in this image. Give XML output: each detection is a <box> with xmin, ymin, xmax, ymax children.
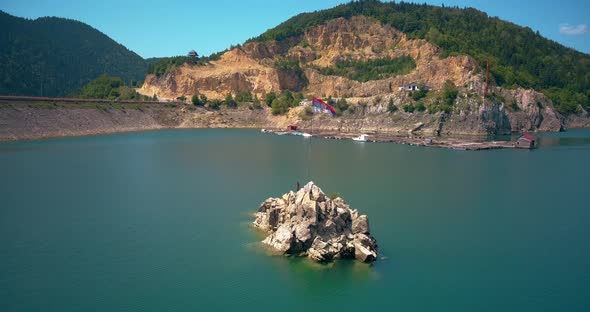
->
<box><xmin>0</xmin><ymin>10</ymin><xmax>147</xmax><ymax>97</ymax></box>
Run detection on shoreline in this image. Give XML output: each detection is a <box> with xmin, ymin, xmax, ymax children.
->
<box><xmin>2</xmin><ymin>124</ymin><xmax>584</xmax><ymax>152</ymax></box>
<box><xmin>0</xmin><ymin>126</ymin><xmax>172</xmax><ymax>143</ymax></box>
<box><xmin>261</xmin><ymin>129</ymin><xmax>520</xmax><ymax>151</ymax></box>
<box><xmin>2</xmin><ymin>99</ymin><xmax>588</xmax><ymax>149</ymax></box>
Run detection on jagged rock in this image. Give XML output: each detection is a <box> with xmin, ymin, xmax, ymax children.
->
<box><xmin>352</xmin><ymin>215</ymin><xmax>370</xmax><ymax>234</ymax></box>
<box><xmin>354</xmin><ymin>233</ymin><xmax>378</xmax><ymax>262</ymax></box>
<box><xmin>496</xmin><ymin>88</ymin><xmax>564</xmax><ymax>133</ymax></box>
<box><xmin>253</xmin><ymin>182</ymin><xmax>378</xmax><ymax>263</ymax></box>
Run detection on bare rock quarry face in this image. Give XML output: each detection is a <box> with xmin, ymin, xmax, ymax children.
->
<box><xmin>253</xmin><ymin>182</ymin><xmax>378</xmax><ymax>263</ymax></box>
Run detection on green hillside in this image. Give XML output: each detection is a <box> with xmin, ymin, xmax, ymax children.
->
<box><xmin>0</xmin><ymin>11</ymin><xmax>147</xmax><ymax>97</ymax></box>
<box><xmin>250</xmin><ymin>0</ymin><xmax>590</xmax><ymax>114</ymax></box>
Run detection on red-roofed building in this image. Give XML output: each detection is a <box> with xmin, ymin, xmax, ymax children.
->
<box><xmin>515</xmin><ymin>134</ymin><xmax>536</xmax><ymax>149</ymax></box>
<box><xmin>311</xmin><ymin>97</ymin><xmax>337</xmax><ymax>117</ymax></box>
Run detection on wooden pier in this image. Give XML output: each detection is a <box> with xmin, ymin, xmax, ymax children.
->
<box><xmin>262</xmin><ymin>128</ymin><xmax>524</xmax><ymax>151</ymax></box>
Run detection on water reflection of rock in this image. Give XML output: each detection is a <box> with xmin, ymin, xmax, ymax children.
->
<box><xmin>269</xmin><ymin>256</ymin><xmax>379</xmax><ymax>300</ymax></box>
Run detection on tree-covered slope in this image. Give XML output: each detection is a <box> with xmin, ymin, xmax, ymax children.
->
<box><xmin>0</xmin><ymin>11</ymin><xmax>147</xmax><ymax>97</ymax></box>
<box><xmin>249</xmin><ymin>0</ymin><xmax>590</xmax><ymax>114</ymax></box>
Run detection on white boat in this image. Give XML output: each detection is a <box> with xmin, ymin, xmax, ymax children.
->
<box><xmin>302</xmin><ymin>133</ymin><xmax>312</xmax><ymax>137</ymax></box>
<box><xmin>352</xmin><ymin>134</ymin><xmax>369</xmax><ymax>142</ymax></box>
<box><xmin>275</xmin><ymin>132</ymin><xmax>288</xmax><ymax>136</ymax></box>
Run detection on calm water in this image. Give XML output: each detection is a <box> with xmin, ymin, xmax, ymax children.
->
<box><xmin>1</xmin><ymin>129</ymin><xmax>589</xmax><ymax>311</ymax></box>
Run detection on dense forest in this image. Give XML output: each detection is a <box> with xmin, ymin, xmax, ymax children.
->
<box><xmin>249</xmin><ymin>0</ymin><xmax>590</xmax><ymax>114</ymax></box>
<box><xmin>77</xmin><ymin>74</ymin><xmax>149</xmax><ymax>100</ymax></box>
<box><xmin>146</xmin><ymin>50</ymin><xmax>227</xmax><ymax>77</ymax></box>
<box><xmin>316</xmin><ymin>56</ymin><xmax>416</xmax><ymax>82</ymax></box>
<box><xmin>0</xmin><ymin>11</ymin><xmax>148</xmax><ymax>97</ymax></box>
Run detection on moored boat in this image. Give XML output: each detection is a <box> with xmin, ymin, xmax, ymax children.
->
<box><xmin>352</xmin><ymin>134</ymin><xmax>369</xmax><ymax>142</ymax></box>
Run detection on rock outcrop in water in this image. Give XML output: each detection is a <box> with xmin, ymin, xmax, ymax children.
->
<box><xmin>253</xmin><ymin>182</ymin><xmax>378</xmax><ymax>263</ymax></box>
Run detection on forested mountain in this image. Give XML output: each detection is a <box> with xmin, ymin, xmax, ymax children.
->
<box><xmin>249</xmin><ymin>0</ymin><xmax>590</xmax><ymax>114</ymax></box>
<box><xmin>0</xmin><ymin>11</ymin><xmax>147</xmax><ymax>97</ymax></box>
<box><xmin>3</xmin><ymin>1</ymin><xmax>589</xmax><ymax>114</ymax></box>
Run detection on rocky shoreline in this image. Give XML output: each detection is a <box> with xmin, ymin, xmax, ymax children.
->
<box><xmin>1</xmin><ymin>100</ymin><xmax>589</xmax><ymax>146</ymax></box>
<box><xmin>262</xmin><ymin>129</ymin><xmax>519</xmax><ymax>150</ymax></box>
<box><xmin>0</xmin><ymin>101</ymin><xmax>267</xmax><ymax>142</ymax></box>
<box><xmin>253</xmin><ymin>182</ymin><xmax>378</xmax><ymax>263</ymax></box>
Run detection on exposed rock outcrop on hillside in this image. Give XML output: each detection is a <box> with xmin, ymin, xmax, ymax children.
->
<box><xmin>253</xmin><ymin>182</ymin><xmax>378</xmax><ymax>263</ymax></box>
<box><xmin>499</xmin><ymin>88</ymin><xmax>563</xmax><ymax>132</ymax></box>
<box><xmin>137</xmin><ymin>15</ymin><xmax>580</xmax><ymax>135</ymax></box>
<box><xmin>140</xmin><ymin>16</ymin><xmax>483</xmax><ymax>101</ymax></box>
<box><xmin>140</xmin><ymin>48</ymin><xmax>282</xmax><ymax>101</ymax></box>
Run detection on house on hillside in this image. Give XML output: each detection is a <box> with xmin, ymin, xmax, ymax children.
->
<box><xmin>187</xmin><ymin>50</ymin><xmax>198</xmax><ymax>58</ymax></box>
<box><xmin>398</xmin><ymin>83</ymin><xmax>422</xmax><ymax>92</ymax></box>
<box><xmin>515</xmin><ymin>134</ymin><xmax>536</xmax><ymax>149</ymax></box>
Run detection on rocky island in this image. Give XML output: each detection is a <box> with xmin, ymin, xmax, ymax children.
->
<box><xmin>253</xmin><ymin>182</ymin><xmax>378</xmax><ymax>263</ymax></box>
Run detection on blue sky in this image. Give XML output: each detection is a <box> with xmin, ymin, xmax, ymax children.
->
<box><xmin>1</xmin><ymin>0</ymin><xmax>588</xmax><ymax>58</ymax></box>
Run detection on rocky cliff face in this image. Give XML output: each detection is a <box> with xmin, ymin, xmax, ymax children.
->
<box><xmin>428</xmin><ymin>88</ymin><xmax>563</xmax><ymax>136</ymax></box>
<box><xmin>140</xmin><ymin>48</ymin><xmax>281</xmax><ymax>101</ymax></box>
<box><xmin>253</xmin><ymin>182</ymin><xmax>378</xmax><ymax>263</ymax></box>
<box><xmin>500</xmin><ymin>88</ymin><xmax>563</xmax><ymax>132</ymax></box>
<box><xmin>139</xmin><ymin>16</ymin><xmax>568</xmax><ymax>135</ymax></box>
<box><xmin>140</xmin><ymin>16</ymin><xmax>482</xmax><ymax>100</ymax></box>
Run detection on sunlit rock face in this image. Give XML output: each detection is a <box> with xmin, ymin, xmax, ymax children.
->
<box><xmin>253</xmin><ymin>182</ymin><xmax>378</xmax><ymax>263</ymax></box>
<box><xmin>139</xmin><ymin>15</ymin><xmax>567</xmax><ymax>136</ymax></box>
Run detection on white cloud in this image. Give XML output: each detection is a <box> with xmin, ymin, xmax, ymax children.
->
<box><xmin>559</xmin><ymin>23</ymin><xmax>588</xmax><ymax>35</ymax></box>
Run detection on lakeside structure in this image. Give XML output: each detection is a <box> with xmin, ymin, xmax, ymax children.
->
<box><xmin>515</xmin><ymin>134</ymin><xmax>537</xmax><ymax>149</ymax></box>
<box><xmin>398</xmin><ymin>82</ymin><xmax>423</xmax><ymax>92</ymax></box>
<box><xmin>187</xmin><ymin>50</ymin><xmax>198</xmax><ymax>58</ymax></box>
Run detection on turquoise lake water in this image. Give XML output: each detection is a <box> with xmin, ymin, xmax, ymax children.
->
<box><xmin>1</xmin><ymin>129</ymin><xmax>589</xmax><ymax>311</ymax></box>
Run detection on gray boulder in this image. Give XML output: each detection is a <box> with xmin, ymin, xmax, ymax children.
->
<box><xmin>253</xmin><ymin>182</ymin><xmax>378</xmax><ymax>263</ymax></box>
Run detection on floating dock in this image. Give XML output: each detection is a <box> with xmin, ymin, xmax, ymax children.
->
<box><xmin>261</xmin><ymin>129</ymin><xmax>527</xmax><ymax>151</ymax></box>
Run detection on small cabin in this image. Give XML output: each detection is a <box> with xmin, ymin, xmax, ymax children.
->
<box><xmin>287</xmin><ymin>125</ymin><xmax>299</xmax><ymax>131</ymax></box>
<box><xmin>398</xmin><ymin>83</ymin><xmax>421</xmax><ymax>92</ymax></box>
<box><xmin>187</xmin><ymin>50</ymin><xmax>198</xmax><ymax>58</ymax></box>
<box><xmin>515</xmin><ymin>134</ymin><xmax>536</xmax><ymax>149</ymax></box>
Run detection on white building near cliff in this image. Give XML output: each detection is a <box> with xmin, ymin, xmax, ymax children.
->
<box><xmin>399</xmin><ymin>83</ymin><xmax>421</xmax><ymax>91</ymax></box>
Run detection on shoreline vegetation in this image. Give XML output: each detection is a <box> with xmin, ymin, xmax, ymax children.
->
<box><xmin>2</xmin><ymin>97</ymin><xmax>589</xmax><ymax>150</ymax></box>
